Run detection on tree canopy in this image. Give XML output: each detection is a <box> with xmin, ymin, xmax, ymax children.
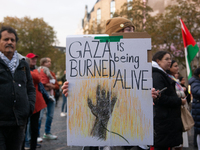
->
<box><xmin>113</xmin><ymin>0</ymin><xmax>153</xmax><ymax>32</ymax></box>
<box><xmin>0</xmin><ymin>16</ymin><xmax>65</xmax><ymax>75</ymax></box>
<box><xmin>145</xmin><ymin>0</ymin><xmax>200</xmax><ymax>68</ymax></box>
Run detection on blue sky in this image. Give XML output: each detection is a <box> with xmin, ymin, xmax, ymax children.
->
<box><xmin>0</xmin><ymin>0</ymin><xmax>96</xmax><ymax>47</ymax></box>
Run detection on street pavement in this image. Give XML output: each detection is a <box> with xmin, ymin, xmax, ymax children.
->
<box><xmin>38</xmin><ymin>98</ymin><xmax>198</xmax><ymax>150</ymax></box>
<box><xmin>182</xmin><ymin>128</ymin><xmax>198</xmax><ymax>150</ymax></box>
<box><xmin>38</xmin><ymin>98</ymin><xmax>82</xmax><ymax>150</ymax></box>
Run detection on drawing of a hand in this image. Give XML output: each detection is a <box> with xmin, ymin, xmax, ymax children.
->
<box><xmin>87</xmin><ymin>84</ymin><xmax>117</xmax><ymax>140</ymax></box>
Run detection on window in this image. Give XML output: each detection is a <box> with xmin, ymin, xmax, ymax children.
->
<box><xmin>97</xmin><ymin>8</ymin><xmax>101</xmax><ymax>24</ymax></box>
<box><xmin>110</xmin><ymin>0</ymin><xmax>115</xmax><ymax>18</ymax></box>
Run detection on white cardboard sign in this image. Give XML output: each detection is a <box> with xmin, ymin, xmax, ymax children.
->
<box><xmin>66</xmin><ymin>34</ymin><xmax>153</xmax><ymax>146</ymax></box>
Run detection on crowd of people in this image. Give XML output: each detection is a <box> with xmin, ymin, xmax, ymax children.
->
<box><xmin>0</xmin><ymin>16</ymin><xmax>199</xmax><ymax>150</ymax></box>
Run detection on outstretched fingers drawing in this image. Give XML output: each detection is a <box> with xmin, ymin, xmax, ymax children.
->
<box><xmin>87</xmin><ymin>84</ymin><xmax>117</xmax><ymax>140</ymax></box>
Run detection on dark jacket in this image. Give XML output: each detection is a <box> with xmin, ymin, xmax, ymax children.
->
<box><xmin>152</xmin><ymin>67</ymin><xmax>182</xmax><ymax>147</ymax></box>
<box><xmin>0</xmin><ymin>55</ymin><xmax>35</xmax><ymax>126</ymax></box>
<box><xmin>189</xmin><ymin>76</ymin><xmax>200</xmax><ymax>134</ymax></box>
<box><xmin>61</xmin><ymin>74</ymin><xmax>66</xmax><ymax>84</ymax></box>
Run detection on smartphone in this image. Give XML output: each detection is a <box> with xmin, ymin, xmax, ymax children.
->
<box><xmin>158</xmin><ymin>87</ymin><xmax>167</xmax><ymax>94</ymax></box>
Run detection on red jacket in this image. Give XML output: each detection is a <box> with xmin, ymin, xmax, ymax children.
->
<box><xmin>40</xmin><ymin>69</ymin><xmax>59</xmax><ymax>93</ymax></box>
<box><xmin>31</xmin><ymin>69</ymin><xmax>47</xmax><ymax>114</ymax></box>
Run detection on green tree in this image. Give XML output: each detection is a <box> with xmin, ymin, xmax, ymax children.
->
<box><xmin>48</xmin><ymin>48</ymin><xmax>66</xmax><ymax>74</ymax></box>
<box><xmin>84</xmin><ymin>19</ymin><xmax>104</xmax><ymax>34</ymax></box>
<box><xmin>145</xmin><ymin>0</ymin><xmax>200</xmax><ymax>68</ymax></box>
<box><xmin>0</xmin><ymin>16</ymin><xmax>65</xmax><ymax>74</ymax></box>
<box><xmin>113</xmin><ymin>0</ymin><xmax>153</xmax><ymax>31</ymax></box>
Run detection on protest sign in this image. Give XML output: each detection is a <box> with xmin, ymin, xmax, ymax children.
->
<box><xmin>66</xmin><ymin>33</ymin><xmax>153</xmax><ymax>146</ymax></box>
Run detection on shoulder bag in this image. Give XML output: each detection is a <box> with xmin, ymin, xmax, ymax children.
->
<box><xmin>181</xmin><ymin>104</ymin><xmax>194</xmax><ymax>132</ymax></box>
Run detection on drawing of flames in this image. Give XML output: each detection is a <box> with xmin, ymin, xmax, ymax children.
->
<box><xmin>68</xmin><ymin>73</ymin><xmax>152</xmax><ymax>142</ymax></box>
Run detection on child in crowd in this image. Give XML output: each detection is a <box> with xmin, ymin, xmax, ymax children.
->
<box><xmin>38</xmin><ymin>60</ymin><xmax>56</xmax><ymax>102</ymax></box>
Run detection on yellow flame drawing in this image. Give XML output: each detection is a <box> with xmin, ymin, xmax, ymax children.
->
<box><xmin>68</xmin><ymin>71</ymin><xmax>152</xmax><ymax>142</ymax></box>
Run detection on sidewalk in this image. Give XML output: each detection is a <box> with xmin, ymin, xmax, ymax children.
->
<box><xmin>38</xmin><ymin>97</ymin><xmax>198</xmax><ymax>150</ymax></box>
<box><xmin>183</xmin><ymin>128</ymin><xmax>198</xmax><ymax>150</ymax></box>
<box><xmin>38</xmin><ymin>98</ymin><xmax>82</xmax><ymax>150</ymax></box>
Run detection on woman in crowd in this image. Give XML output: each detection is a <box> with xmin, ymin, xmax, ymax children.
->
<box><xmin>189</xmin><ymin>67</ymin><xmax>200</xmax><ymax>150</ymax></box>
<box><xmin>167</xmin><ymin>60</ymin><xmax>189</xmax><ymax>149</ymax></box>
<box><xmin>167</xmin><ymin>60</ymin><xmax>185</xmax><ymax>99</ymax></box>
<box><xmin>152</xmin><ymin>51</ymin><xmax>186</xmax><ymax>150</ymax></box>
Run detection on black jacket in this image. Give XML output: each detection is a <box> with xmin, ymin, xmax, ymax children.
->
<box><xmin>152</xmin><ymin>67</ymin><xmax>182</xmax><ymax>147</ymax></box>
<box><xmin>189</xmin><ymin>76</ymin><xmax>200</xmax><ymax>134</ymax></box>
<box><xmin>0</xmin><ymin>56</ymin><xmax>35</xmax><ymax>126</ymax></box>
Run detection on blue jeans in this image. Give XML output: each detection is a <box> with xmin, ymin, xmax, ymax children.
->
<box><xmin>38</xmin><ymin>100</ymin><xmax>55</xmax><ymax>135</ymax></box>
<box><xmin>61</xmin><ymin>93</ymin><xmax>67</xmax><ymax>113</ymax></box>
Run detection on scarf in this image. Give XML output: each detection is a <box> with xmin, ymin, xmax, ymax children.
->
<box><xmin>168</xmin><ymin>74</ymin><xmax>184</xmax><ymax>92</ymax></box>
<box><xmin>0</xmin><ymin>51</ymin><xmax>19</xmax><ymax>75</ymax></box>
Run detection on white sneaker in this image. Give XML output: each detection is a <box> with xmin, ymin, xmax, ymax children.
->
<box><xmin>37</xmin><ymin>137</ymin><xmax>43</xmax><ymax>143</ymax></box>
<box><xmin>43</xmin><ymin>133</ymin><xmax>57</xmax><ymax>140</ymax></box>
<box><xmin>60</xmin><ymin>112</ymin><xmax>66</xmax><ymax>117</ymax></box>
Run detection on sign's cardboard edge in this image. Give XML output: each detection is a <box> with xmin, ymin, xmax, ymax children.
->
<box><xmin>66</xmin><ymin>34</ymin><xmax>109</xmax><ymax>38</ymax></box>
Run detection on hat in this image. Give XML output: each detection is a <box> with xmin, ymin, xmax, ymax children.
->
<box><xmin>105</xmin><ymin>17</ymin><xmax>135</xmax><ymax>36</ymax></box>
<box><xmin>26</xmin><ymin>53</ymin><xmax>38</xmax><ymax>58</ymax></box>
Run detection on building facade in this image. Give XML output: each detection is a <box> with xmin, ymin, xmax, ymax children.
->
<box><xmin>82</xmin><ymin>0</ymin><xmax>176</xmax><ymax>34</ymax></box>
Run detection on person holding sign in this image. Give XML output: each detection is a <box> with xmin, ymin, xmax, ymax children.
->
<box><xmin>152</xmin><ymin>51</ymin><xmax>186</xmax><ymax>150</ymax></box>
<box><xmin>62</xmin><ymin>17</ymin><xmax>159</xmax><ymax>150</ymax></box>
<box><xmin>62</xmin><ymin>17</ymin><xmax>159</xmax><ymax>100</ymax></box>
<box><xmin>105</xmin><ymin>17</ymin><xmax>135</xmax><ymax>36</ymax></box>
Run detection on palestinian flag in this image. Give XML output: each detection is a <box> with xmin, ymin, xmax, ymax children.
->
<box><xmin>180</xmin><ymin>19</ymin><xmax>199</xmax><ymax>79</ymax></box>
